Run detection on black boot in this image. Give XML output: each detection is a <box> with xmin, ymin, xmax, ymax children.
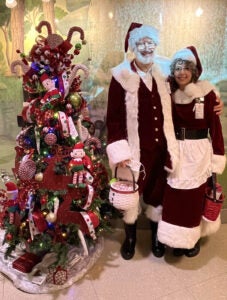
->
<box><xmin>173</xmin><ymin>248</ymin><xmax>185</xmax><ymax>257</ymax></box>
<box><xmin>184</xmin><ymin>240</ymin><xmax>200</xmax><ymax>257</ymax></box>
<box><xmin>150</xmin><ymin>221</ymin><xmax>165</xmax><ymax>258</ymax></box>
<box><xmin>120</xmin><ymin>222</ymin><xmax>137</xmax><ymax>260</ymax></box>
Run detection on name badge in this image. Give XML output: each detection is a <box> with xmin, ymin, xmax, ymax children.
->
<box><xmin>194</xmin><ymin>97</ymin><xmax>204</xmax><ymax>119</ymax></box>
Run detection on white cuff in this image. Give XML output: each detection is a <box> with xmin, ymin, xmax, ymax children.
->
<box><xmin>212</xmin><ymin>154</ymin><xmax>226</xmax><ymax>174</ymax></box>
<box><xmin>106</xmin><ymin>139</ymin><xmax>132</xmax><ymax>165</ymax></box>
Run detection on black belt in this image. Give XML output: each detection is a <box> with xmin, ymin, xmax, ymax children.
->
<box><xmin>175</xmin><ymin>128</ymin><xmax>208</xmax><ymax>140</ymax></box>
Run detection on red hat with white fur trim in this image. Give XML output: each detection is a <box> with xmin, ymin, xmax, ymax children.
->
<box><xmin>172</xmin><ymin>46</ymin><xmax>203</xmax><ymax>77</ymax></box>
<box><xmin>5</xmin><ymin>182</ymin><xmax>18</xmax><ymax>200</ymax></box>
<box><xmin>73</xmin><ymin>142</ymin><xmax>84</xmax><ymax>150</ymax></box>
<box><xmin>40</xmin><ymin>72</ymin><xmax>49</xmax><ymax>83</ymax></box>
<box><xmin>125</xmin><ymin>22</ymin><xmax>159</xmax><ymax>53</ymax></box>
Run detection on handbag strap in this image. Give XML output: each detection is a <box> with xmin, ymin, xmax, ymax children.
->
<box><xmin>212</xmin><ymin>172</ymin><xmax>217</xmax><ymax>202</ymax></box>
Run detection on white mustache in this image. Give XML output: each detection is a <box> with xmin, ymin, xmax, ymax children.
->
<box><xmin>140</xmin><ymin>50</ymin><xmax>154</xmax><ymax>55</ymax></box>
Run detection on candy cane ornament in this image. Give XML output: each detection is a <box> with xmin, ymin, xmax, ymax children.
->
<box><xmin>64</xmin><ymin>64</ymin><xmax>89</xmax><ymax>99</ymax></box>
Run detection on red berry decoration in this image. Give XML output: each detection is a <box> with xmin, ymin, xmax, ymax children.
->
<box><xmin>74</xmin><ymin>49</ymin><xmax>80</xmax><ymax>55</ymax></box>
<box><xmin>40</xmin><ymin>196</ymin><xmax>48</xmax><ymax>205</ymax></box>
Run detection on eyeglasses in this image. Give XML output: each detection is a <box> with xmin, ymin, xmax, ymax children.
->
<box><xmin>136</xmin><ymin>41</ymin><xmax>156</xmax><ymax>51</ymax></box>
<box><xmin>174</xmin><ymin>66</ymin><xmax>191</xmax><ymax>73</ymax></box>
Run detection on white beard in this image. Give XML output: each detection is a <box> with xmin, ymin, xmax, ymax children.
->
<box><xmin>134</xmin><ymin>49</ymin><xmax>155</xmax><ymax>65</ymax></box>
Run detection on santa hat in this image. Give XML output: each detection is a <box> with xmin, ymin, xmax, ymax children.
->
<box><xmin>125</xmin><ymin>22</ymin><xmax>159</xmax><ymax>52</ymax></box>
<box><xmin>40</xmin><ymin>72</ymin><xmax>49</xmax><ymax>83</ymax></box>
<box><xmin>73</xmin><ymin>142</ymin><xmax>84</xmax><ymax>150</ymax></box>
<box><xmin>172</xmin><ymin>46</ymin><xmax>203</xmax><ymax>77</ymax></box>
<box><xmin>5</xmin><ymin>182</ymin><xmax>18</xmax><ymax>200</ymax></box>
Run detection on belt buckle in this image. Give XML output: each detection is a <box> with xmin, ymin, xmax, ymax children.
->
<box><xmin>180</xmin><ymin>127</ymin><xmax>185</xmax><ymax>140</ymax></box>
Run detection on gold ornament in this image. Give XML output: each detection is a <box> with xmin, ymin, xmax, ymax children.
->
<box><xmin>69</xmin><ymin>93</ymin><xmax>82</xmax><ymax>108</ymax></box>
<box><xmin>35</xmin><ymin>172</ymin><xmax>43</xmax><ymax>181</ymax></box>
<box><xmin>46</xmin><ymin>212</ymin><xmax>57</xmax><ymax>223</ymax></box>
<box><xmin>20</xmin><ymin>221</ymin><xmax>27</xmax><ymax>229</ymax></box>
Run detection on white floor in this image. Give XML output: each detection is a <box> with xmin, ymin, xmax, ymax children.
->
<box><xmin>0</xmin><ymin>223</ymin><xmax>227</xmax><ymax>300</ymax></box>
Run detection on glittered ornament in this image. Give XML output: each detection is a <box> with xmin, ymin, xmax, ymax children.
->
<box><xmin>44</xmin><ymin>132</ymin><xmax>57</xmax><ymax>145</ymax></box>
<box><xmin>18</xmin><ymin>158</ymin><xmax>36</xmax><ymax>181</ymax></box>
<box><xmin>69</xmin><ymin>92</ymin><xmax>82</xmax><ymax>109</ymax></box>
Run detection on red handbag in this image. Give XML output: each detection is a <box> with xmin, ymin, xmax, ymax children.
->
<box><xmin>203</xmin><ymin>173</ymin><xmax>225</xmax><ymax>222</ymax></box>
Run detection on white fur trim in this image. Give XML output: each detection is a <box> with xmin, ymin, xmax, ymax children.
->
<box><xmin>112</xmin><ymin>61</ymin><xmax>141</xmax><ymax>170</ymax></box>
<box><xmin>152</xmin><ymin>66</ymin><xmax>179</xmax><ymax>172</ymax></box>
<box><xmin>112</xmin><ymin>61</ymin><xmax>140</xmax><ymax>93</ymax></box>
<box><xmin>106</xmin><ymin>139</ymin><xmax>131</xmax><ymax>165</ymax></box>
<box><xmin>128</xmin><ymin>25</ymin><xmax>159</xmax><ymax>51</ymax></box>
<box><xmin>172</xmin><ymin>48</ymin><xmax>196</xmax><ymax>64</ymax></box>
<box><xmin>183</xmin><ymin>81</ymin><xmax>216</xmax><ymax>99</ymax></box>
<box><xmin>212</xmin><ymin>154</ymin><xmax>226</xmax><ymax>174</ymax></box>
<box><xmin>122</xmin><ymin>204</ymin><xmax>141</xmax><ymax>224</ymax></box>
<box><xmin>112</xmin><ymin>60</ymin><xmax>179</xmax><ymax>174</ymax></box>
<box><xmin>197</xmin><ymin>80</ymin><xmax>217</xmax><ymax>95</ymax></box>
<box><xmin>174</xmin><ymin>81</ymin><xmax>218</xmax><ymax>104</ymax></box>
<box><xmin>145</xmin><ymin>205</ymin><xmax>162</xmax><ymax>222</ymax></box>
<box><xmin>201</xmin><ymin>215</ymin><xmax>221</xmax><ymax>236</ymax></box>
<box><xmin>107</xmin><ymin>139</ymin><xmax>137</xmax><ymax>181</ymax></box>
<box><xmin>157</xmin><ymin>220</ymin><xmax>200</xmax><ymax>249</ymax></box>
<box><xmin>174</xmin><ymin>88</ymin><xmax>194</xmax><ymax>104</ymax></box>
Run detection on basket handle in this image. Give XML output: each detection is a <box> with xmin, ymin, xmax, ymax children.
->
<box><xmin>114</xmin><ymin>165</ymin><xmax>136</xmax><ymax>192</ymax></box>
<box><xmin>212</xmin><ymin>172</ymin><xmax>217</xmax><ymax>202</ymax></box>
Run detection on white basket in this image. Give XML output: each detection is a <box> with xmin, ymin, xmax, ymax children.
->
<box><xmin>109</xmin><ymin>166</ymin><xmax>139</xmax><ymax>211</ymax></box>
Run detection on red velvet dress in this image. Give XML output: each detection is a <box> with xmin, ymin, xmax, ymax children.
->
<box><xmin>158</xmin><ymin>83</ymin><xmax>226</xmax><ymax>249</ymax></box>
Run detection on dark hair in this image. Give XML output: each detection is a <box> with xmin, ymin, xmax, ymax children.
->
<box><xmin>169</xmin><ymin>59</ymin><xmax>199</xmax><ymax>93</ymax></box>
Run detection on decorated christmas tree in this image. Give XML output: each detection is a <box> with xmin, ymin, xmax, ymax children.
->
<box><xmin>0</xmin><ymin>21</ymin><xmax>111</xmax><ymax>292</ymax></box>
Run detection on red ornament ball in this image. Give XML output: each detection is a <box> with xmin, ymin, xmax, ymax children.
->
<box><xmin>6</xmin><ymin>233</ymin><xmax>13</xmax><ymax>241</ymax></box>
